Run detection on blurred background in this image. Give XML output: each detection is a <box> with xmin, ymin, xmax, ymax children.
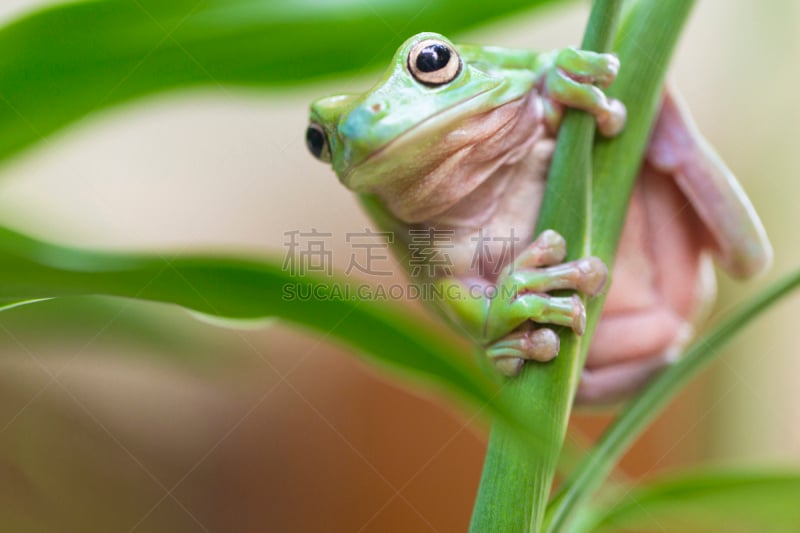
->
<box><xmin>0</xmin><ymin>0</ymin><xmax>797</xmax><ymax>531</ymax></box>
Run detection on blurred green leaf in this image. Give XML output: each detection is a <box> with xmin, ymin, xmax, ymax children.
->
<box><xmin>0</xmin><ymin>0</ymin><xmax>565</xmax><ymax>165</ymax></box>
<box><xmin>0</xmin><ymin>296</ymin><xmax>244</xmax><ymax>368</ymax></box>
<box><xmin>547</xmin><ymin>268</ymin><xmax>800</xmax><ymax>530</ymax></box>
<box><xmin>576</xmin><ymin>469</ymin><xmax>800</xmax><ymax>533</ymax></box>
<box><xmin>0</xmin><ymin>225</ymin><xmax>510</xmax><ymax>420</ymax></box>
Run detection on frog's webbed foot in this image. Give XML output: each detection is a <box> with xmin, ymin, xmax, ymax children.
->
<box><xmin>485</xmin><ymin>230</ymin><xmax>608</xmax><ymax>377</ymax></box>
<box><xmin>540</xmin><ymin>48</ymin><xmax>626</xmax><ymax>137</ymax></box>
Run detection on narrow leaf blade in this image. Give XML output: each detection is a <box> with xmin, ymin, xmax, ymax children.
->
<box><xmin>581</xmin><ymin>469</ymin><xmax>800</xmax><ymax>533</ymax></box>
<box><xmin>0</xmin><ymin>226</ymin><xmax>507</xmax><ymax>420</ymax></box>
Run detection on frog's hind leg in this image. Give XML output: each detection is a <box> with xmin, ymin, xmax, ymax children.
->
<box><xmin>576</xmin><ymin>349</ymin><xmax>679</xmax><ymax>405</ymax></box>
<box><xmin>646</xmin><ymin>87</ymin><xmax>772</xmax><ymax>279</ymax></box>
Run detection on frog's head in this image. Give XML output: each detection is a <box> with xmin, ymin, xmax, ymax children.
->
<box><xmin>306</xmin><ymin>32</ymin><xmax>542</xmax><ymax>222</ymax></box>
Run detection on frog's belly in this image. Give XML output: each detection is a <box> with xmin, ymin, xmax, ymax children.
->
<box><xmin>430</xmin><ymin>139</ymin><xmax>554</xmax><ymax>281</ymax></box>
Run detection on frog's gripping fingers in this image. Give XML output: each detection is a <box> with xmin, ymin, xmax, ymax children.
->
<box><xmin>507</xmin><ymin>257</ymin><xmax>608</xmax><ymax>297</ymax></box>
<box><xmin>514</xmin><ymin>231</ymin><xmax>608</xmax><ymax>295</ymax></box>
<box><xmin>487</xmin><ymin>327</ymin><xmax>560</xmax><ymax>377</ymax></box>
<box><xmin>539</xmin><ymin>48</ymin><xmax>623</xmax><ymax>136</ymax></box>
<box><xmin>544</xmin><ymin>70</ymin><xmax>626</xmax><ymax>137</ymax></box>
<box><xmin>487</xmin><ymin>240</ymin><xmax>608</xmax><ymax>340</ymax></box>
<box><xmin>555</xmin><ymin>47</ymin><xmax>620</xmax><ymax>87</ymax></box>
<box><xmin>489</xmin><ymin>293</ymin><xmax>586</xmax><ymax>339</ymax></box>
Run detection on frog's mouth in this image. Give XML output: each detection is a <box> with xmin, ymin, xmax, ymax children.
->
<box><xmin>346</xmin><ymin>89</ymin><xmax>541</xmax><ymax>223</ymax></box>
<box><xmin>341</xmin><ymin>86</ymin><xmax>507</xmax><ymax>187</ymax></box>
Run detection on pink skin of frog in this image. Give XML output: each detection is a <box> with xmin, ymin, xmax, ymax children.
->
<box><xmin>578</xmin><ymin>91</ymin><xmax>771</xmax><ymax>402</ymax></box>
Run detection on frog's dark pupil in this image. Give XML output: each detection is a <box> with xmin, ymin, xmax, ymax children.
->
<box><xmin>306</xmin><ymin>126</ymin><xmax>326</xmax><ymax>159</ymax></box>
<box><xmin>416</xmin><ymin>44</ymin><xmax>451</xmax><ymax>73</ymax></box>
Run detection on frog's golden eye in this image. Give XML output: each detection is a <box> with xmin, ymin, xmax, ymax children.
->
<box><xmin>305</xmin><ymin>122</ymin><xmax>330</xmax><ymax>163</ymax></box>
<box><xmin>408</xmin><ymin>39</ymin><xmax>461</xmax><ymax>86</ymax></box>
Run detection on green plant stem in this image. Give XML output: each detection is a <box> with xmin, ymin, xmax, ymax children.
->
<box><xmin>540</xmin><ymin>2</ymin><xmax>695</xmax><ymax>531</ymax></box>
<box><xmin>469</xmin><ymin>2</ymin><xmax>622</xmax><ymax>531</ymax></box>
<box><xmin>471</xmin><ymin>0</ymin><xmax>696</xmax><ymax>531</ymax></box>
<box><xmin>549</xmin><ymin>269</ymin><xmax>800</xmax><ymax>532</ymax></box>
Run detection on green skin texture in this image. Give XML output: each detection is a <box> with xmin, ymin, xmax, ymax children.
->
<box><xmin>310</xmin><ymin>35</ymin><xmax>619</xmax><ymax>182</ymax></box>
<box><xmin>307</xmin><ymin>32</ymin><xmax>771</xmax><ymax>383</ymax></box>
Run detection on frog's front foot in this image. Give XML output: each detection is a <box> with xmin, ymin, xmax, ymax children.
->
<box><xmin>485</xmin><ymin>230</ymin><xmax>608</xmax><ymax>377</ymax></box>
<box><xmin>540</xmin><ymin>48</ymin><xmax>626</xmax><ymax>137</ymax></box>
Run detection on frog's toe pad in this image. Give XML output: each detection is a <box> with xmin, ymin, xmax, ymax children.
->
<box><xmin>525</xmin><ymin>327</ymin><xmax>560</xmax><ymax>361</ymax></box>
<box><xmin>575</xmin><ymin>257</ymin><xmax>609</xmax><ymax>296</ymax></box>
<box><xmin>598</xmin><ymin>98</ymin><xmax>626</xmax><ymax>137</ymax></box>
<box><xmin>520</xmin><ymin>229</ymin><xmax>567</xmax><ymax>268</ymax></box>
<box><xmin>488</xmin><ymin>327</ymin><xmax>560</xmax><ymax>376</ymax></box>
<box><xmin>494</xmin><ymin>356</ymin><xmax>525</xmax><ymax>377</ymax></box>
<box><xmin>532</xmin><ymin>229</ymin><xmax>567</xmax><ymax>265</ymax></box>
<box><xmin>570</xmin><ymin>294</ymin><xmax>587</xmax><ymax>335</ymax></box>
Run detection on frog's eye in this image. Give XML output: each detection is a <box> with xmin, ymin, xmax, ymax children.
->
<box><xmin>305</xmin><ymin>122</ymin><xmax>330</xmax><ymax>162</ymax></box>
<box><xmin>407</xmin><ymin>39</ymin><xmax>461</xmax><ymax>86</ymax></box>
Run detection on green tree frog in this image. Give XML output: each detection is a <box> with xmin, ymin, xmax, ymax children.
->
<box><xmin>305</xmin><ymin>33</ymin><xmax>772</xmax><ymax>403</ymax></box>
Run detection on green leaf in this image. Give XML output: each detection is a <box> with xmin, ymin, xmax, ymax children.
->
<box><xmin>577</xmin><ymin>469</ymin><xmax>800</xmax><ymax>533</ymax></box>
<box><xmin>0</xmin><ymin>0</ymin><xmax>565</xmax><ymax>165</ymax></box>
<box><xmin>0</xmin><ymin>225</ymin><xmax>508</xmax><ymax>420</ymax></box>
<box><xmin>0</xmin><ymin>296</ymin><xmax>244</xmax><ymax>368</ymax></box>
<box><xmin>547</xmin><ymin>268</ymin><xmax>800</xmax><ymax>530</ymax></box>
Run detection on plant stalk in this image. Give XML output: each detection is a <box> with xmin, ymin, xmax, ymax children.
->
<box><xmin>469</xmin><ymin>2</ymin><xmax>622</xmax><ymax>531</ymax></box>
<box><xmin>471</xmin><ymin>0</ymin><xmax>696</xmax><ymax>530</ymax></box>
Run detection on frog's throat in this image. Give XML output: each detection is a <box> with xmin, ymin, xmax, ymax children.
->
<box><xmin>340</xmin><ymin>86</ymin><xmax>499</xmax><ymax>183</ymax></box>
<box><xmin>360</xmin><ymin>91</ymin><xmax>543</xmax><ymax>224</ymax></box>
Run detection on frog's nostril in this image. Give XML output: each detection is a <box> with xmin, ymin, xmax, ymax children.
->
<box><xmin>341</xmin><ymin>104</ymin><xmax>385</xmax><ymax>140</ymax></box>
